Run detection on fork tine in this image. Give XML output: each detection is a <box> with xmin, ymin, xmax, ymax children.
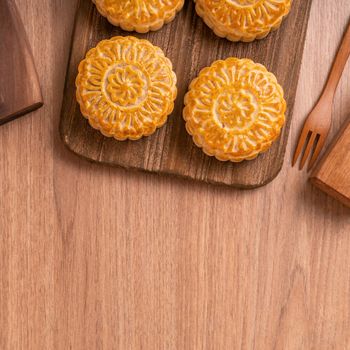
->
<box><xmin>292</xmin><ymin>125</ymin><xmax>310</xmax><ymax>167</ymax></box>
<box><xmin>299</xmin><ymin>132</ymin><xmax>317</xmax><ymax>170</ymax></box>
<box><xmin>307</xmin><ymin>134</ymin><xmax>326</xmax><ymax>171</ymax></box>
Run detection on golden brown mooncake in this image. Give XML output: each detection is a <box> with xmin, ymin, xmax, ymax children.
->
<box><xmin>195</xmin><ymin>0</ymin><xmax>292</xmax><ymax>42</ymax></box>
<box><xmin>76</xmin><ymin>36</ymin><xmax>177</xmax><ymax>140</ymax></box>
<box><xmin>183</xmin><ymin>58</ymin><xmax>286</xmax><ymax>162</ymax></box>
<box><xmin>92</xmin><ymin>0</ymin><xmax>185</xmax><ymax>33</ymax></box>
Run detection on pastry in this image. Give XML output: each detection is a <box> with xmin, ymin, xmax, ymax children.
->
<box><xmin>76</xmin><ymin>36</ymin><xmax>177</xmax><ymax>140</ymax></box>
<box><xmin>92</xmin><ymin>0</ymin><xmax>185</xmax><ymax>33</ymax></box>
<box><xmin>194</xmin><ymin>0</ymin><xmax>292</xmax><ymax>42</ymax></box>
<box><xmin>183</xmin><ymin>58</ymin><xmax>286</xmax><ymax>162</ymax></box>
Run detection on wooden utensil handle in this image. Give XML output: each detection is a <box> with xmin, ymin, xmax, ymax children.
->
<box><xmin>323</xmin><ymin>19</ymin><xmax>350</xmax><ymax>98</ymax></box>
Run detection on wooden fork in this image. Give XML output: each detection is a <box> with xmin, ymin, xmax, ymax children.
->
<box><xmin>292</xmin><ymin>19</ymin><xmax>350</xmax><ymax>171</ymax></box>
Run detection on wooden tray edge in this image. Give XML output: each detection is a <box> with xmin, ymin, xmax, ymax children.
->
<box><xmin>59</xmin><ymin>129</ymin><xmax>284</xmax><ymax>190</ymax></box>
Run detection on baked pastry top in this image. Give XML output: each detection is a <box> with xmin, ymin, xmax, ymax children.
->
<box><xmin>195</xmin><ymin>0</ymin><xmax>292</xmax><ymax>42</ymax></box>
<box><xmin>92</xmin><ymin>0</ymin><xmax>184</xmax><ymax>33</ymax></box>
<box><xmin>76</xmin><ymin>36</ymin><xmax>177</xmax><ymax>140</ymax></box>
<box><xmin>183</xmin><ymin>58</ymin><xmax>286</xmax><ymax>162</ymax></box>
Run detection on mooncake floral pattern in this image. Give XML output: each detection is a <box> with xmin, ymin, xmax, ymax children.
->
<box><xmin>106</xmin><ymin>66</ymin><xmax>146</xmax><ymax>107</ymax></box>
<box><xmin>92</xmin><ymin>0</ymin><xmax>185</xmax><ymax>33</ymax></box>
<box><xmin>195</xmin><ymin>0</ymin><xmax>291</xmax><ymax>42</ymax></box>
<box><xmin>229</xmin><ymin>0</ymin><xmax>260</xmax><ymax>7</ymax></box>
<box><xmin>183</xmin><ymin>58</ymin><xmax>286</xmax><ymax>162</ymax></box>
<box><xmin>76</xmin><ymin>36</ymin><xmax>177</xmax><ymax>140</ymax></box>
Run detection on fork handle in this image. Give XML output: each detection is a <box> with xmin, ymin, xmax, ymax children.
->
<box><xmin>322</xmin><ymin>19</ymin><xmax>350</xmax><ymax>99</ymax></box>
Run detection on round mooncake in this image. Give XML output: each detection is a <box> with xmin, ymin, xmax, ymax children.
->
<box><xmin>194</xmin><ymin>0</ymin><xmax>292</xmax><ymax>42</ymax></box>
<box><xmin>183</xmin><ymin>58</ymin><xmax>286</xmax><ymax>162</ymax></box>
<box><xmin>92</xmin><ymin>0</ymin><xmax>185</xmax><ymax>33</ymax></box>
<box><xmin>76</xmin><ymin>36</ymin><xmax>177</xmax><ymax>140</ymax></box>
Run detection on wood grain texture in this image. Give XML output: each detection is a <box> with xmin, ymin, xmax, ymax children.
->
<box><xmin>310</xmin><ymin>118</ymin><xmax>350</xmax><ymax>208</ymax></box>
<box><xmin>60</xmin><ymin>0</ymin><xmax>312</xmax><ymax>188</ymax></box>
<box><xmin>0</xmin><ymin>0</ymin><xmax>43</xmax><ymax>125</ymax></box>
<box><xmin>1</xmin><ymin>1</ymin><xmax>350</xmax><ymax>350</ymax></box>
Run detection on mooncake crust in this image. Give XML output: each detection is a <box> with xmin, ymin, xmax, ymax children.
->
<box><xmin>183</xmin><ymin>58</ymin><xmax>286</xmax><ymax>162</ymax></box>
<box><xmin>194</xmin><ymin>0</ymin><xmax>292</xmax><ymax>42</ymax></box>
<box><xmin>92</xmin><ymin>0</ymin><xmax>184</xmax><ymax>33</ymax></box>
<box><xmin>76</xmin><ymin>36</ymin><xmax>177</xmax><ymax>140</ymax></box>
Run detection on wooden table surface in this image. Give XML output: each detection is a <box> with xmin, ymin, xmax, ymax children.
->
<box><xmin>1</xmin><ymin>1</ymin><xmax>350</xmax><ymax>349</ymax></box>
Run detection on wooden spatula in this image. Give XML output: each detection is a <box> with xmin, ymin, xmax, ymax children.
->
<box><xmin>0</xmin><ymin>0</ymin><xmax>43</xmax><ymax>125</ymax></box>
<box><xmin>310</xmin><ymin>118</ymin><xmax>350</xmax><ymax>208</ymax></box>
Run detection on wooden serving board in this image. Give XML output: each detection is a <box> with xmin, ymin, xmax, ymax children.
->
<box><xmin>60</xmin><ymin>0</ymin><xmax>313</xmax><ymax>188</ymax></box>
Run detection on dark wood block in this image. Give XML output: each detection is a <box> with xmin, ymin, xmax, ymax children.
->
<box><xmin>0</xmin><ymin>0</ymin><xmax>43</xmax><ymax>125</ymax></box>
<box><xmin>310</xmin><ymin>118</ymin><xmax>350</xmax><ymax>208</ymax></box>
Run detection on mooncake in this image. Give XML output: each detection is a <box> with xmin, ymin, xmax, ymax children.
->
<box><xmin>76</xmin><ymin>36</ymin><xmax>177</xmax><ymax>140</ymax></box>
<box><xmin>183</xmin><ymin>58</ymin><xmax>286</xmax><ymax>162</ymax></box>
<box><xmin>92</xmin><ymin>0</ymin><xmax>184</xmax><ymax>33</ymax></box>
<box><xmin>194</xmin><ymin>0</ymin><xmax>292</xmax><ymax>42</ymax></box>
